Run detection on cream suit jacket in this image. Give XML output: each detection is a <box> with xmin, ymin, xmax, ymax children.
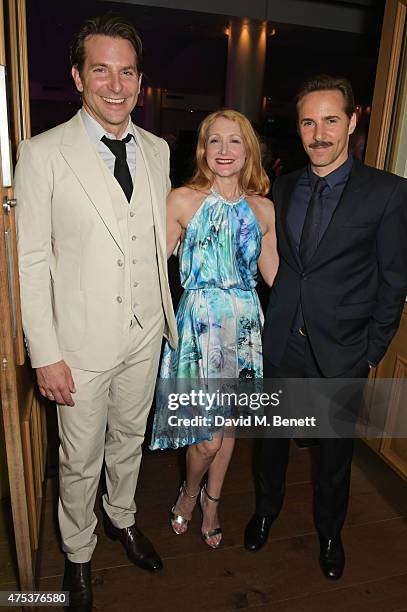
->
<box><xmin>14</xmin><ymin>112</ymin><xmax>177</xmax><ymax>371</ymax></box>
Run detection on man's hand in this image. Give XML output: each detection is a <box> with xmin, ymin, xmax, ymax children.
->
<box><xmin>36</xmin><ymin>360</ymin><xmax>76</xmax><ymax>406</ymax></box>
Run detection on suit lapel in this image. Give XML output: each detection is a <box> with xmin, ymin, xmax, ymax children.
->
<box><xmin>278</xmin><ymin>169</ymin><xmax>303</xmax><ymax>270</ymax></box>
<box><xmin>134</xmin><ymin>126</ymin><xmax>167</xmax><ymax>266</ymax></box>
<box><xmin>59</xmin><ymin>113</ymin><xmax>124</xmax><ymax>253</ymax></box>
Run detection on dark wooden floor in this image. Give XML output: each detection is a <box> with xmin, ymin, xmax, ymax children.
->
<box><xmin>2</xmin><ymin>439</ymin><xmax>407</xmax><ymax>611</ymax></box>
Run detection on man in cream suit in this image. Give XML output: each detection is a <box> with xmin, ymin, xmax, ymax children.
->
<box><xmin>15</xmin><ymin>15</ymin><xmax>177</xmax><ymax>610</ymax></box>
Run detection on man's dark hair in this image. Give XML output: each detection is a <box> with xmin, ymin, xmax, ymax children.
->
<box><xmin>296</xmin><ymin>74</ymin><xmax>355</xmax><ymax>119</ymax></box>
<box><xmin>70</xmin><ymin>14</ymin><xmax>143</xmax><ymax>75</ymax></box>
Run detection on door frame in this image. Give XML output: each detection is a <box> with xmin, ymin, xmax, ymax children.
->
<box><xmin>1</xmin><ymin>0</ymin><xmax>41</xmax><ymax>592</ymax></box>
<box><xmin>365</xmin><ymin>0</ymin><xmax>407</xmax><ymax>169</ymax></box>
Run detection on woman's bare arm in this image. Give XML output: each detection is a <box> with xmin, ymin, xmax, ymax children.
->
<box><xmin>257</xmin><ymin>199</ymin><xmax>279</xmax><ymax>287</ymax></box>
<box><xmin>166</xmin><ymin>188</ymin><xmax>185</xmax><ymax>258</ymax></box>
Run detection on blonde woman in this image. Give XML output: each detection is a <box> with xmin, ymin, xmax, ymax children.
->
<box><xmin>150</xmin><ymin>110</ymin><xmax>278</xmax><ymax>548</ymax></box>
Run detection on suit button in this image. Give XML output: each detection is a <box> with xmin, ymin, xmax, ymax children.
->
<box><xmin>130</xmin><ymin>211</ymin><xmax>135</xmax><ymax>217</ymax></box>
<box><xmin>133</xmin><ymin>281</ymin><xmax>139</xmax><ymax>287</ymax></box>
<box><xmin>116</xmin><ymin>296</ymin><xmax>123</xmax><ymax>303</ymax></box>
<box><xmin>302</xmin><ymin>274</ymin><xmax>308</xmax><ymax>280</ymax></box>
<box><xmin>132</xmin><ymin>258</ymin><xmax>137</xmax><ymax>264</ymax></box>
<box><xmin>131</xmin><ymin>235</ymin><xmax>137</xmax><ymax>241</ymax></box>
<box><xmin>117</xmin><ymin>259</ymin><xmax>123</xmax><ymax>267</ymax></box>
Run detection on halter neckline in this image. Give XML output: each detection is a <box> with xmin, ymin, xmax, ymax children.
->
<box><xmin>210</xmin><ymin>187</ymin><xmax>245</xmax><ymax>206</ymax></box>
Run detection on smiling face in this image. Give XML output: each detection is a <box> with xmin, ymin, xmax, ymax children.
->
<box><xmin>71</xmin><ymin>34</ymin><xmax>141</xmax><ymax>138</ymax></box>
<box><xmin>297</xmin><ymin>89</ymin><xmax>356</xmax><ymax>176</ymax></box>
<box><xmin>205</xmin><ymin>117</ymin><xmax>246</xmax><ymax>179</ymax></box>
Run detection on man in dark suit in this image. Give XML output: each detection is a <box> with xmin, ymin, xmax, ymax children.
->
<box><xmin>244</xmin><ymin>75</ymin><xmax>407</xmax><ymax>579</ymax></box>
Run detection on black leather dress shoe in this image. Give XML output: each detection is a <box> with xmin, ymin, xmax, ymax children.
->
<box><xmin>244</xmin><ymin>514</ymin><xmax>273</xmax><ymax>551</ymax></box>
<box><xmin>104</xmin><ymin>516</ymin><xmax>163</xmax><ymax>572</ymax></box>
<box><xmin>62</xmin><ymin>559</ymin><xmax>92</xmax><ymax>611</ymax></box>
<box><xmin>294</xmin><ymin>437</ymin><xmax>319</xmax><ymax>448</ymax></box>
<box><xmin>319</xmin><ymin>536</ymin><xmax>345</xmax><ymax>580</ymax></box>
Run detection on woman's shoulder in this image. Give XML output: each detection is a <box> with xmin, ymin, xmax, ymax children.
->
<box><xmin>246</xmin><ymin>194</ymin><xmax>275</xmax><ymax>214</ymax></box>
<box><xmin>168</xmin><ymin>186</ymin><xmax>207</xmax><ymax>205</ymax></box>
<box><xmin>167</xmin><ymin>186</ymin><xmax>211</xmax><ymax>226</ymax></box>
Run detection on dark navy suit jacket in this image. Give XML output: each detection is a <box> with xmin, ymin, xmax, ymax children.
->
<box><xmin>263</xmin><ymin>158</ymin><xmax>407</xmax><ymax>376</ymax></box>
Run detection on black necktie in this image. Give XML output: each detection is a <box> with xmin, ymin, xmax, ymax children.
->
<box><xmin>101</xmin><ymin>134</ymin><xmax>133</xmax><ymax>202</ymax></box>
<box><xmin>299</xmin><ymin>177</ymin><xmax>326</xmax><ymax>267</ymax></box>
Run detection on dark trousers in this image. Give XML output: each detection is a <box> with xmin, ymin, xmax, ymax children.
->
<box><xmin>256</xmin><ymin>331</ymin><xmax>369</xmax><ymax>539</ymax></box>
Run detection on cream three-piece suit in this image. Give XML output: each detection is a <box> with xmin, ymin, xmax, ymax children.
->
<box><xmin>15</xmin><ymin>111</ymin><xmax>177</xmax><ymax>562</ymax></box>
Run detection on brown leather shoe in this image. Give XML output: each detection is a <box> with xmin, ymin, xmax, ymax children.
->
<box><xmin>62</xmin><ymin>559</ymin><xmax>92</xmax><ymax>611</ymax></box>
<box><xmin>104</xmin><ymin>516</ymin><xmax>163</xmax><ymax>572</ymax></box>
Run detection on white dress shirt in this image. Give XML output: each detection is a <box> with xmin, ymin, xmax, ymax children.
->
<box><xmin>80</xmin><ymin>107</ymin><xmax>137</xmax><ymax>180</ymax></box>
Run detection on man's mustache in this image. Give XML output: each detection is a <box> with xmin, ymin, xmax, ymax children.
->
<box><xmin>309</xmin><ymin>141</ymin><xmax>333</xmax><ymax>149</ymax></box>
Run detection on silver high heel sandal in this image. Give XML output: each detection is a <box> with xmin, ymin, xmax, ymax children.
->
<box><xmin>170</xmin><ymin>481</ymin><xmax>199</xmax><ymax>535</ymax></box>
<box><xmin>200</xmin><ymin>484</ymin><xmax>222</xmax><ymax>548</ymax></box>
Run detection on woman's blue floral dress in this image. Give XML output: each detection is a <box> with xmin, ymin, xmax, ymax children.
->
<box><xmin>150</xmin><ymin>188</ymin><xmax>264</xmax><ymax>449</ymax></box>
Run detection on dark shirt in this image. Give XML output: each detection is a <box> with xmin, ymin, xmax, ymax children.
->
<box><xmin>287</xmin><ymin>154</ymin><xmax>354</xmax><ymax>252</ymax></box>
<box><xmin>288</xmin><ymin>155</ymin><xmax>354</xmax><ymax>334</ymax></box>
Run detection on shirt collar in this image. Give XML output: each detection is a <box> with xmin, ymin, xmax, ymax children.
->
<box><xmin>80</xmin><ymin>107</ymin><xmax>136</xmax><ymax>145</ymax></box>
<box><xmin>308</xmin><ymin>154</ymin><xmax>353</xmax><ymax>191</ymax></box>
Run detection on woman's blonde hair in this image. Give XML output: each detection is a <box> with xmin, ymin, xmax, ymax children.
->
<box><xmin>186</xmin><ymin>109</ymin><xmax>270</xmax><ymax>196</ymax></box>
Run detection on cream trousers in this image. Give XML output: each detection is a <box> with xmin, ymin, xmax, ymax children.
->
<box><xmin>57</xmin><ymin>314</ymin><xmax>164</xmax><ymax>563</ymax></box>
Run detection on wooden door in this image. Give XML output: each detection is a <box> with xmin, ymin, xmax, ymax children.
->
<box><xmin>0</xmin><ymin>0</ymin><xmax>48</xmax><ymax>591</ymax></box>
<box><xmin>364</xmin><ymin>0</ymin><xmax>407</xmax><ymax>170</ymax></box>
<box><xmin>363</xmin><ymin>0</ymin><xmax>407</xmax><ymax>473</ymax></box>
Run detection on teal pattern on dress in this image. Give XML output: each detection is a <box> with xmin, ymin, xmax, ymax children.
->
<box><xmin>150</xmin><ymin>188</ymin><xmax>264</xmax><ymax>450</ymax></box>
